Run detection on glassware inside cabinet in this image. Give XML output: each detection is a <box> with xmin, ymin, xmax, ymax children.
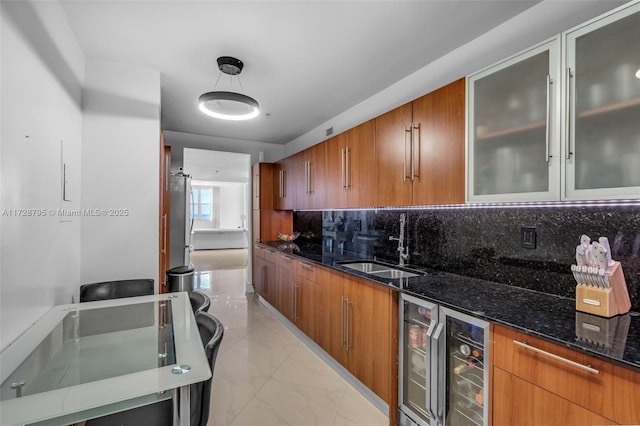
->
<box><xmin>572</xmin><ymin>9</ymin><xmax>640</xmax><ymax>191</ymax></box>
<box><xmin>471</xmin><ymin>48</ymin><xmax>553</xmax><ymax>197</ymax></box>
<box><xmin>445</xmin><ymin>317</ymin><xmax>486</xmax><ymax>426</ymax></box>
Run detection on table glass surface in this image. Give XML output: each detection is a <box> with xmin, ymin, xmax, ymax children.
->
<box><xmin>0</xmin><ymin>293</ymin><xmax>211</xmax><ymax>426</ymax></box>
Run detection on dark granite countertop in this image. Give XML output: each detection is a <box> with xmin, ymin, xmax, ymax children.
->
<box><xmin>258</xmin><ymin>240</ymin><xmax>640</xmax><ymax>372</ymax></box>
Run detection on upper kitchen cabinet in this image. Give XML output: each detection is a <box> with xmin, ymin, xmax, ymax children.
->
<box><xmin>295</xmin><ymin>142</ymin><xmax>327</xmax><ymax>210</ymax></box>
<box><xmin>468</xmin><ymin>39</ymin><xmax>562</xmax><ymax>202</ymax></box>
<box><xmin>376</xmin><ymin>79</ymin><xmax>466</xmax><ymax>206</ymax></box>
<box><xmin>325</xmin><ymin>121</ymin><xmax>377</xmax><ymax>208</ymax></box>
<box><xmin>563</xmin><ymin>1</ymin><xmax>640</xmax><ymax>200</ymax></box>
<box><xmin>468</xmin><ymin>2</ymin><xmax>640</xmax><ymax>203</ymax></box>
<box><xmin>252</xmin><ymin>162</ymin><xmax>274</xmax><ymax>210</ymax></box>
<box><xmin>274</xmin><ymin>153</ymin><xmax>301</xmax><ymax>210</ymax></box>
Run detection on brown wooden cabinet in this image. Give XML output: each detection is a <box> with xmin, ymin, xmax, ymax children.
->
<box><xmin>315</xmin><ymin>267</ymin><xmax>393</xmax><ymax>403</ymax></box>
<box><xmin>492</xmin><ymin>324</ymin><xmax>640</xmax><ymax>425</ymax></box>
<box><xmin>251</xmin><ymin>163</ymin><xmax>291</xmax><ymax>243</ymax></box>
<box><xmin>375</xmin><ymin>78</ymin><xmax>465</xmax><ymax>206</ymax></box>
<box><xmin>277</xmin><ymin>253</ymin><xmax>296</xmax><ymax>321</ymax></box>
<box><xmin>325</xmin><ymin>120</ymin><xmax>377</xmax><ymax>209</ymax></box>
<box><xmin>493</xmin><ymin>367</ymin><xmax>615</xmax><ymax>426</ymax></box>
<box><xmin>274</xmin><ymin>154</ymin><xmax>300</xmax><ymax>210</ymax></box>
<box><xmin>296</xmin><ymin>259</ymin><xmax>320</xmax><ymax>342</ymax></box>
<box><xmin>255</xmin><ymin>247</ymin><xmax>278</xmax><ymax>307</ymax></box>
<box><xmin>296</xmin><ymin>143</ymin><xmax>327</xmax><ymax>210</ymax></box>
<box><xmin>158</xmin><ymin>135</ymin><xmax>170</xmax><ymax>293</ymax></box>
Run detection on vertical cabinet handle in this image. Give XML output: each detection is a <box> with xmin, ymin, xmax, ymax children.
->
<box><xmin>292</xmin><ymin>283</ymin><xmax>296</xmax><ymax>320</ymax></box>
<box><xmin>346</xmin><ymin>300</ymin><xmax>352</xmax><ymax>350</ymax></box>
<box><xmin>161</xmin><ymin>214</ymin><xmax>167</xmax><ymax>254</ymax></box>
<box><xmin>283</xmin><ymin>170</ymin><xmax>286</xmax><ymax>197</ymax></box>
<box><xmin>345</xmin><ymin>148</ymin><xmax>351</xmax><ymax>188</ymax></box>
<box><xmin>341</xmin><ymin>148</ymin><xmax>346</xmax><ymax>189</ymax></box>
<box><xmin>412</xmin><ymin>123</ymin><xmax>420</xmax><ymax>180</ymax></box>
<box><xmin>403</xmin><ymin>127</ymin><xmax>410</xmax><ymax>182</ymax></box>
<box><xmin>433</xmin><ymin>323</ymin><xmax>445</xmax><ymax>425</ymax></box>
<box><xmin>545</xmin><ymin>74</ymin><xmax>552</xmax><ymax>162</ymax></box>
<box><xmin>565</xmin><ymin>67</ymin><xmax>573</xmax><ymax>160</ymax></box>
<box><xmin>262</xmin><ymin>265</ymin><xmax>268</xmax><ymax>293</ymax></box>
<box><xmin>340</xmin><ymin>296</ymin><xmax>345</xmax><ymax>347</ymax></box>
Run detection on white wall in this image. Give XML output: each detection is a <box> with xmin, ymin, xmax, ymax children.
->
<box><xmin>0</xmin><ymin>1</ymin><xmax>84</xmax><ymax>351</ymax></box>
<box><xmin>219</xmin><ymin>183</ymin><xmax>247</xmax><ymax>229</ymax></box>
<box><xmin>284</xmin><ymin>0</ymin><xmax>626</xmax><ymax>157</ymax></box>
<box><xmin>80</xmin><ymin>58</ymin><xmax>160</xmax><ymax>286</ymax></box>
<box><xmin>164</xmin><ymin>130</ymin><xmax>284</xmax><ymax>165</ymax></box>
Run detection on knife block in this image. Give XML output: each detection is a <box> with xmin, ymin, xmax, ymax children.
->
<box><xmin>575</xmin><ymin>261</ymin><xmax>630</xmax><ymax>318</ymax></box>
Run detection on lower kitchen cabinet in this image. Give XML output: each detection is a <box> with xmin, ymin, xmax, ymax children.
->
<box><xmin>492</xmin><ymin>324</ymin><xmax>640</xmax><ymax>425</ymax></box>
<box><xmin>316</xmin><ymin>268</ymin><xmax>394</xmax><ymax>404</ymax></box>
<box><xmin>493</xmin><ymin>367</ymin><xmax>615</xmax><ymax>426</ymax></box>
<box><xmin>296</xmin><ymin>259</ymin><xmax>320</xmax><ymax>343</ymax></box>
<box><xmin>255</xmin><ymin>247</ymin><xmax>278</xmax><ymax>308</ymax></box>
<box><xmin>277</xmin><ymin>253</ymin><xmax>296</xmax><ymax>321</ymax></box>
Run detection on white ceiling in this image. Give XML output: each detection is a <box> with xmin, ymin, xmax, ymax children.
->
<box><xmin>184</xmin><ymin>148</ymin><xmax>250</xmax><ymax>183</ymax></box>
<box><xmin>60</xmin><ymin>0</ymin><xmax>541</xmax><ymax>145</ymax></box>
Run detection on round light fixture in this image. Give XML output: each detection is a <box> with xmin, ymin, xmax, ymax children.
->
<box><xmin>198</xmin><ymin>56</ymin><xmax>260</xmax><ymax>121</ymax></box>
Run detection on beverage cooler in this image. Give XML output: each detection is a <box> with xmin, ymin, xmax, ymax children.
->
<box><xmin>399</xmin><ymin>294</ymin><xmax>489</xmax><ymax>426</ymax></box>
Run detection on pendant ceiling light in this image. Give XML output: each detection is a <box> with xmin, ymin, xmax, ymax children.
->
<box><xmin>198</xmin><ymin>56</ymin><xmax>259</xmax><ymax>121</ymax></box>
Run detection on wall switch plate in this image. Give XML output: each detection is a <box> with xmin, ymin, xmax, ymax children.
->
<box><xmin>521</xmin><ymin>226</ymin><xmax>536</xmax><ymax>249</ymax></box>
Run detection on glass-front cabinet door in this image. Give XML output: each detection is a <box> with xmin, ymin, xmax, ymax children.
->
<box><xmin>563</xmin><ymin>2</ymin><xmax>640</xmax><ymax>200</ymax></box>
<box><xmin>399</xmin><ymin>294</ymin><xmax>438</xmax><ymax>426</ymax></box>
<box><xmin>467</xmin><ymin>38</ymin><xmax>561</xmax><ymax>202</ymax></box>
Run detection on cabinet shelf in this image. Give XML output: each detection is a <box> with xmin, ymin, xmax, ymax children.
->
<box><xmin>476</xmin><ymin>119</ymin><xmax>546</xmax><ymax>141</ymax></box>
<box><xmin>577</xmin><ymin>96</ymin><xmax>640</xmax><ymax>119</ymax></box>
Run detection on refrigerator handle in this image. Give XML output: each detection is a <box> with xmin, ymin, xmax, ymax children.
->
<box><xmin>427</xmin><ymin>321</ymin><xmax>439</xmax><ymax>423</ymax></box>
<box><xmin>433</xmin><ymin>322</ymin><xmax>445</xmax><ymax>426</ymax></box>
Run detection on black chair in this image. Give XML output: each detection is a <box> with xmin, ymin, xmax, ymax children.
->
<box><xmin>86</xmin><ymin>311</ymin><xmax>224</xmax><ymax>426</ymax></box>
<box><xmin>189</xmin><ymin>289</ymin><xmax>211</xmax><ymax>314</ymax></box>
<box><xmin>79</xmin><ymin>279</ymin><xmax>154</xmax><ymax>302</ymax></box>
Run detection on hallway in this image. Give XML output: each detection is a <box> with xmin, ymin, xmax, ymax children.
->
<box><xmin>191</xmin><ymin>250</ymin><xmax>389</xmax><ymax>426</ymax></box>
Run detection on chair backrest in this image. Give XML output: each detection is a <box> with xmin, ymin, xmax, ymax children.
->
<box><xmin>191</xmin><ymin>311</ymin><xmax>224</xmax><ymax>426</ymax></box>
<box><xmin>189</xmin><ymin>289</ymin><xmax>211</xmax><ymax>314</ymax></box>
<box><xmin>79</xmin><ymin>279</ymin><xmax>154</xmax><ymax>302</ymax></box>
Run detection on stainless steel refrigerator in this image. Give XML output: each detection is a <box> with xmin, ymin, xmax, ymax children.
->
<box><xmin>399</xmin><ymin>294</ymin><xmax>489</xmax><ymax>426</ymax></box>
<box><xmin>169</xmin><ymin>171</ymin><xmax>193</xmax><ymax>268</ymax></box>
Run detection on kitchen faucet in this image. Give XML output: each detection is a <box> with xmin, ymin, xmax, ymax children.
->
<box><xmin>389</xmin><ymin>213</ymin><xmax>409</xmax><ymax>266</ymax></box>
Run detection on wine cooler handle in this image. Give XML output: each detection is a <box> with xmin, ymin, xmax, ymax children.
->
<box><xmin>428</xmin><ymin>322</ymin><xmax>440</xmax><ymax>422</ymax></box>
<box><xmin>432</xmin><ymin>323</ymin><xmax>445</xmax><ymax>425</ymax></box>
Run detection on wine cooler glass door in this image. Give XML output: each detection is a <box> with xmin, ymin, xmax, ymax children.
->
<box><xmin>441</xmin><ymin>307</ymin><xmax>489</xmax><ymax>426</ymax></box>
<box><xmin>399</xmin><ymin>294</ymin><xmax>438</xmax><ymax>426</ymax></box>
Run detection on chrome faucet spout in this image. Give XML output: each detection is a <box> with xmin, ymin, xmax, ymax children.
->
<box><xmin>391</xmin><ymin>213</ymin><xmax>409</xmax><ymax>266</ymax></box>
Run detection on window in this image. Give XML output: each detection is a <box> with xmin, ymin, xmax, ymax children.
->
<box><xmin>192</xmin><ymin>186</ymin><xmax>220</xmax><ymax>228</ymax></box>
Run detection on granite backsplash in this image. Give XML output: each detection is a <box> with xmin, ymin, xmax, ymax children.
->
<box><xmin>293</xmin><ymin>204</ymin><xmax>640</xmax><ymax>311</ymax></box>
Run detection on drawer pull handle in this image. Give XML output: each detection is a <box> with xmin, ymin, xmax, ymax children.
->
<box><xmin>513</xmin><ymin>340</ymin><xmax>599</xmax><ymax>374</ymax></box>
<box><xmin>299</xmin><ymin>263</ymin><xmax>313</xmax><ymax>270</ymax></box>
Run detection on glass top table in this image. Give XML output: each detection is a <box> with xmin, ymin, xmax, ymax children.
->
<box><xmin>0</xmin><ymin>292</ymin><xmax>211</xmax><ymax>426</ymax></box>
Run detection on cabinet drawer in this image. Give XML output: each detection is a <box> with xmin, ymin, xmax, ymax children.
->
<box><xmin>279</xmin><ymin>253</ymin><xmax>296</xmax><ymax>267</ymax></box>
<box><xmin>296</xmin><ymin>260</ymin><xmax>316</xmax><ymax>281</ymax></box>
<box><xmin>254</xmin><ymin>244</ymin><xmax>264</xmax><ymax>260</ymax></box>
<box><xmin>263</xmin><ymin>247</ymin><xmax>278</xmax><ymax>263</ymax></box>
<box><xmin>493</xmin><ymin>324</ymin><xmax>640</xmax><ymax>424</ymax></box>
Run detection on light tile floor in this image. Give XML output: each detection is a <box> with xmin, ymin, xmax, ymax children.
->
<box><xmin>194</xmin><ymin>268</ymin><xmax>389</xmax><ymax>426</ymax></box>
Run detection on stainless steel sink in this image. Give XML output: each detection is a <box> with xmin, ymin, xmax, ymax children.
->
<box><xmin>339</xmin><ymin>262</ymin><xmax>420</xmax><ymax>279</ymax></box>
<box><xmin>368</xmin><ymin>269</ymin><xmax>419</xmax><ymax>279</ymax></box>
